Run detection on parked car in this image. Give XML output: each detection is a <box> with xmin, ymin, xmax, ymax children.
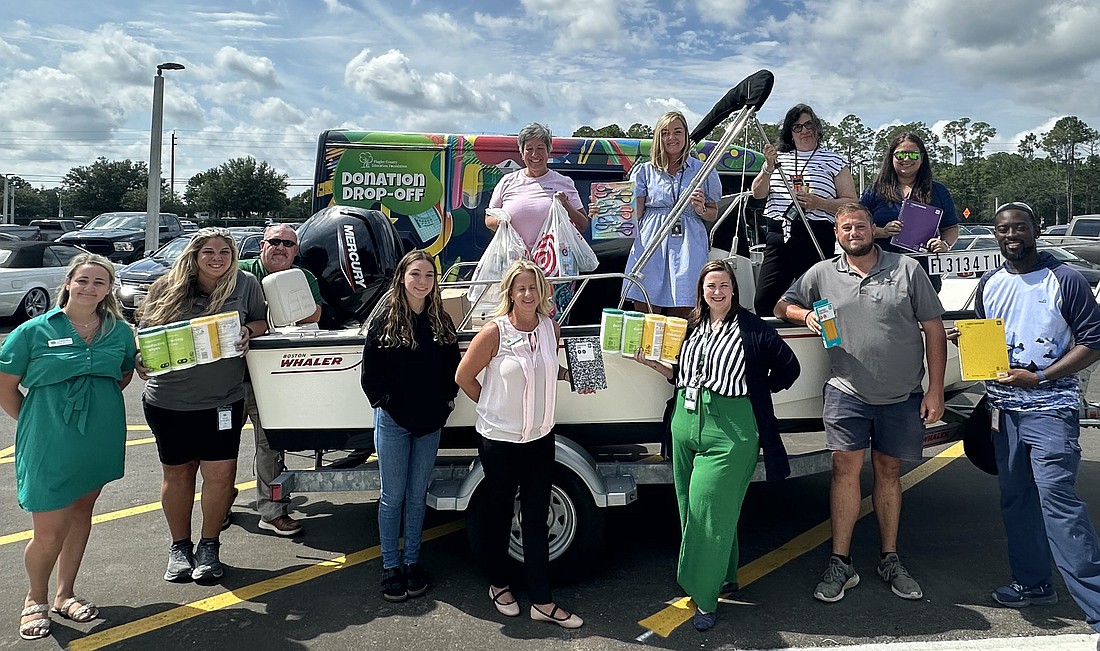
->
<box><xmin>58</xmin><ymin>211</ymin><xmax>185</xmax><ymax>264</ymax></box>
<box><xmin>952</xmin><ymin>235</ymin><xmax>1100</xmax><ymax>284</ymax></box>
<box><xmin>1043</xmin><ymin>224</ymin><xmax>1069</xmax><ymax>236</ymax></box>
<box><xmin>180</xmin><ymin>220</ymin><xmax>199</xmax><ymax>233</ymax></box>
<box><xmin>0</xmin><ymin>224</ymin><xmax>43</xmax><ymax>241</ymax></box>
<box><xmin>958</xmin><ymin>224</ymin><xmax>994</xmax><ymax>236</ymax></box>
<box><xmin>0</xmin><ymin>241</ymin><xmax>90</xmax><ymax>321</ymax></box>
<box><xmin>115</xmin><ymin>230</ymin><xmax>264</xmax><ymax>320</ymax></box>
<box><xmin>29</xmin><ymin>219</ymin><xmax>82</xmax><ymax>241</ymax></box>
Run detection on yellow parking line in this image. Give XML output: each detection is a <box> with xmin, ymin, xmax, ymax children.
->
<box><xmin>0</xmin><ymin>481</ymin><xmax>258</xmax><ymax>547</ymax></box>
<box><xmin>0</xmin><ymin>444</ymin><xmax>14</xmax><ymax>458</ymax></box>
<box><xmin>126</xmin><ymin>424</ymin><xmax>254</xmax><ymax>431</ymax></box>
<box><xmin>637</xmin><ymin>442</ymin><xmax>965</xmax><ymax>638</ymax></box>
<box><xmin>68</xmin><ymin>519</ymin><xmax>466</xmax><ymax>651</ymax></box>
<box><xmin>0</xmin><ymin>437</ymin><xmax>168</xmax><ymax>465</ymax></box>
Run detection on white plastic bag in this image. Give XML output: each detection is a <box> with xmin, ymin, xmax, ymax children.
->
<box><xmin>531</xmin><ymin>200</ymin><xmax>599</xmax><ymax>278</ymax></box>
<box><xmin>468</xmin><ymin>208</ymin><xmax>525</xmax><ymax>315</ymax></box>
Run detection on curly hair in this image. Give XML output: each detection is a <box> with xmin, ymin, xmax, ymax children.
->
<box><xmin>491</xmin><ymin>259</ymin><xmax>553</xmax><ymax>318</ymax></box>
<box><xmin>651</xmin><ymin>111</ymin><xmax>691</xmax><ymax>173</ymax></box>
<box><xmin>871</xmin><ymin>131</ymin><xmax>933</xmax><ymax>204</ymax></box>
<box><xmin>371</xmin><ymin>250</ymin><xmax>456</xmax><ymax>349</ymax></box>
<box><xmin>56</xmin><ymin>252</ymin><xmax>125</xmax><ymax>338</ymax></box>
<box><xmin>140</xmin><ymin>228</ymin><xmax>240</xmax><ymax>326</ymax></box>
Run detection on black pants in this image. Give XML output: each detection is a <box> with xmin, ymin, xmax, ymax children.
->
<box><xmin>477</xmin><ymin>433</ymin><xmax>555</xmax><ymax>604</ymax></box>
<box><xmin>754</xmin><ymin>218</ymin><xmax>836</xmax><ymax>316</ymax></box>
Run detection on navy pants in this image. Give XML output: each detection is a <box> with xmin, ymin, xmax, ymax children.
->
<box><xmin>995</xmin><ymin>408</ymin><xmax>1100</xmax><ymax>631</ymax></box>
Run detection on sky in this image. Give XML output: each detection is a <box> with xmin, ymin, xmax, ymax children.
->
<box><xmin>1</xmin><ymin>0</ymin><xmax>1099</xmax><ymax>198</ymax></box>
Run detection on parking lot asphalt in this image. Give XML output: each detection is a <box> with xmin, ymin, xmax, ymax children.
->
<box><xmin>2</xmin><ymin>320</ymin><xmax>1100</xmax><ymax>649</ymax></box>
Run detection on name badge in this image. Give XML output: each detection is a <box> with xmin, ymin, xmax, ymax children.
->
<box><xmin>48</xmin><ymin>338</ymin><xmax>74</xmax><ymax>347</ymax></box>
<box><xmin>684</xmin><ymin>386</ymin><xmax>699</xmax><ymax>412</ymax></box>
<box><xmin>990</xmin><ymin>406</ymin><xmax>1000</xmax><ymax>433</ymax></box>
<box><xmin>217</xmin><ymin>406</ymin><xmax>233</xmax><ymax>431</ymax></box>
<box><xmin>502</xmin><ymin>334</ymin><xmax>524</xmax><ymax>348</ymax></box>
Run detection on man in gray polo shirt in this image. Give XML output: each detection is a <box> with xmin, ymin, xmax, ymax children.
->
<box><xmin>775</xmin><ymin>202</ymin><xmax>946</xmax><ymax>603</ymax></box>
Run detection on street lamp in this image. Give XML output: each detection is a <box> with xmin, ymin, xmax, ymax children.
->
<box><xmin>146</xmin><ymin>62</ymin><xmax>185</xmax><ymax>255</ymax></box>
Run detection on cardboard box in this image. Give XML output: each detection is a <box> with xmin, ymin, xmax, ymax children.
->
<box><xmin>441</xmin><ymin>288</ymin><xmax>471</xmax><ymax>329</ymax></box>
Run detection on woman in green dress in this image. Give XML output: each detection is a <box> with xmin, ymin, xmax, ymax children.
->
<box><xmin>0</xmin><ymin>253</ymin><xmax>136</xmax><ymax>641</ymax></box>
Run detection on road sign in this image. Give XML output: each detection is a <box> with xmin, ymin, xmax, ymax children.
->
<box><xmin>963</xmin><ymin>207</ymin><xmax>971</xmax><ymax>218</ymax></box>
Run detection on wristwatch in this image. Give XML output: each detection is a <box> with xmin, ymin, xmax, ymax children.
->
<box><xmin>1036</xmin><ymin>369</ymin><xmax>1052</xmax><ymax>388</ymax></box>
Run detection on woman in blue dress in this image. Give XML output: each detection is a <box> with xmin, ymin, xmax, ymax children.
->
<box><xmin>621</xmin><ymin>111</ymin><xmax>721</xmax><ymax>317</ymax></box>
<box><xmin>0</xmin><ymin>253</ymin><xmax>136</xmax><ymax>640</ymax></box>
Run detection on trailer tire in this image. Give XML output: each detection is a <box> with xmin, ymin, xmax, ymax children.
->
<box><xmin>466</xmin><ymin>467</ymin><xmax>604</xmax><ymax>583</ymax></box>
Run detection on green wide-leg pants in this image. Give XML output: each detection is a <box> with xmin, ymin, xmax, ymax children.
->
<box><xmin>670</xmin><ymin>388</ymin><xmax>759</xmax><ymax>612</ymax></box>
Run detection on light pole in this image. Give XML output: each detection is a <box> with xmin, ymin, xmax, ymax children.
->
<box><xmin>146</xmin><ymin>62</ymin><xmax>185</xmax><ymax>255</ymax></box>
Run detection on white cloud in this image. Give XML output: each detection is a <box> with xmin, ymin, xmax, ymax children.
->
<box><xmin>250</xmin><ymin>97</ymin><xmax>306</xmax><ymax>124</ymax></box>
<box><xmin>343</xmin><ymin>48</ymin><xmax>511</xmax><ymax>120</ymax></box>
<box><xmin>694</xmin><ymin>0</ymin><xmax>748</xmax><ymax>28</ymax></box>
<box><xmin>321</xmin><ymin>0</ymin><xmax>353</xmax><ymax>14</ymax></box>
<box><xmin>0</xmin><ymin>36</ymin><xmax>27</xmax><ymax>60</ymax></box>
<box><xmin>190</xmin><ymin>11</ymin><xmax>277</xmax><ymax>29</ymax></box>
<box><xmin>212</xmin><ymin>46</ymin><xmax>280</xmax><ymax>88</ymax></box>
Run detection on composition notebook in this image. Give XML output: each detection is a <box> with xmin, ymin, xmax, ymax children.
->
<box><xmin>891</xmin><ymin>198</ymin><xmax>944</xmax><ymax>252</ymax></box>
<box><xmin>564</xmin><ymin>336</ymin><xmax>607</xmax><ymax>392</ymax></box>
<box><xmin>956</xmin><ymin>319</ymin><xmax>1011</xmax><ymax>381</ymax></box>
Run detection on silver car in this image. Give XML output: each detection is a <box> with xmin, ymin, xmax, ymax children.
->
<box><xmin>0</xmin><ymin>241</ymin><xmax>90</xmax><ymax>321</ymax></box>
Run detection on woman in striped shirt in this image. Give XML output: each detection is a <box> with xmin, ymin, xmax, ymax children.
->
<box><xmin>634</xmin><ymin>259</ymin><xmax>800</xmax><ymax>631</ymax></box>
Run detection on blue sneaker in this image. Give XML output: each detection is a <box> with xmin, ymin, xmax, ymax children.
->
<box><xmin>992</xmin><ymin>581</ymin><xmax>1057</xmax><ymax>607</ymax></box>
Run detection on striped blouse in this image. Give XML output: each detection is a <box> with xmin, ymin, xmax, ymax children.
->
<box><xmin>764</xmin><ymin>147</ymin><xmax>849</xmax><ymax>223</ymax></box>
<box><xmin>676</xmin><ymin>316</ymin><xmax>749</xmax><ymax>397</ymax></box>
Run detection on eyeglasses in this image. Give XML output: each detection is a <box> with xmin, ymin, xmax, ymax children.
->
<box><xmin>264</xmin><ymin>238</ymin><xmax>298</xmax><ymax>248</ymax></box>
<box><xmin>791</xmin><ymin>121</ymin><xmax>815</xmax><ymax>133</ymax></box>
<box><xmin>893</xmin><ymin>151</ymin><xmax>922</xmax><ymax>161</ymax></box>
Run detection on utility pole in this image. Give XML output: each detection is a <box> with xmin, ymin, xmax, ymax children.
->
<box><xmin>1</xmin><ymin>175</ymin><xmax>8</xmax><ymax>224</ymax></box>
<box><xmin>170</xmin><ymin>130</ymin><xmax>177</xmax><ymax>196</ymax></box>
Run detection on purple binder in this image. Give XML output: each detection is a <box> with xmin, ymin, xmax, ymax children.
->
<box><xmin>890</xmin><ymin>198</ymin><xmax>944</xmax><ymax>252</ymax></box>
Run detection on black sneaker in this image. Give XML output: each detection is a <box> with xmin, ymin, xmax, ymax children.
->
<box><xmin>404</xmin><ymin>563</ymin><xmax>430</xmax><ymax>598</ymax></box>
<box><xmin>191</xmin><ymin>538</ymin><xmax>224</xmax><ymax>582</ymax></box>
<box><xmin>381</xmin><ymin>566</ymin><xmax>407</xmax><ymax>603</ymax></box>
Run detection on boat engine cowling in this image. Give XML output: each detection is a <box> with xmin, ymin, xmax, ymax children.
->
<box><xmin>294</xmin><ymin>206</ymin><xmax>403</xmax><ymax>328</ymax></box>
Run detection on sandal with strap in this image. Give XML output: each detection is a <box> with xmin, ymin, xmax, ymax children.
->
<box><xmin>19</xmin><ymin>603</ymin><xmax>51</xmax><ymax>641</ymax></box>
<box><xmin>53</xmin><ymin>596</ymin><xmax>99</xmax><ymax>623</ymax></box>
<box><xmin>530</xmin><ymin>604</ymin><xmax>584</xmax><ymax>629</ymax></box>
<box><xmin>488</xmin><ymin>586</ymin><xmax>519</xmax><ymax>617</ymax></box>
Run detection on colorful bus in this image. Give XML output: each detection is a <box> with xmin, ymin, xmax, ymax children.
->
<box><xmin>311</xmin><ymin>130</ymin><xmax>764</xmax><ymax>270</ymax></box>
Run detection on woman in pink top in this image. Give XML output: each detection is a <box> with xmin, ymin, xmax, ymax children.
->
<box><xmin>485</xmin><ymin>123</ymin><xmax>589</xmax><ymax>251</ymax></box>
<box><xmin>455</xmin><ymin>260</ymin><xmax>583</xmax><ymax>629</ymax></box>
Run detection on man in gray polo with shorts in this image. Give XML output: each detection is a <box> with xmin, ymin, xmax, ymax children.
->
<box><xmin>775</xmin><ymin>202</ymin><xmax>946</xmax><ymax>603</ymax></box>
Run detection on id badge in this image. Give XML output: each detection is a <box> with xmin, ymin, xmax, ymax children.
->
<box><xmin>990</xmin><ymin>406</ymin><xmax>1000</xmax><ymax>433</ymax></box>
<box><xmin>217</xmin><ymin>406</ymin><xmax>233</xmax><ymax>431</ymax></box>
<box><xmin>684</xmin><ymin>387</ymin><xmax>698</xmax><ymax>412</ymax></box>
<box><xmin>670</xmin><ymin>218</ymin><xmax>684</xmax><ymax>238</ymax></box>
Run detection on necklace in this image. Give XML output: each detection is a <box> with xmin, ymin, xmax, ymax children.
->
<box><xmin>68</xmin><ymin>314</ymin><xmax>100</xmax><ymax>328</ymax></box>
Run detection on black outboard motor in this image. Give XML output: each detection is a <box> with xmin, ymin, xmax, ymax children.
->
<box><xmin>295</xmin><ymin>206</ymin><xmax>403</xmax><ymax>328</ymax></box>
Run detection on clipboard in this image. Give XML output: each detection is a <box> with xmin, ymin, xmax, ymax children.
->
<box><xmin>956</xmin><ymin>319</ymin><xmax>1011</xmax><ymax>381</ymax></box>
<box><xmin>891</xmin><ymin>198</ymin><xmax>943</xmax><ymax>252</ymax></box>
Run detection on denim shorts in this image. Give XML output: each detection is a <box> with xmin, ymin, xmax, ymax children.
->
<box><xmin>822</xmin><ymin>384</ymin><xmax>925</xmax><ymax>461</ymax></box>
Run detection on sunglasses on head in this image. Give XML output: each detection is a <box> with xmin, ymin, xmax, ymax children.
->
<box><xmin>264</xmin><ymin>238</ymin><xmax>297</xmax><ymax>248</ymax></box>
<box><xmin>893</xmin><ymin>151</ymin><xmax>922</xmax><ymax>161</ymax></box>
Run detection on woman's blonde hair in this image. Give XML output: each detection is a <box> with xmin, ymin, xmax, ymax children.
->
<box><xmin>651</xmin><ymin>111</ymin><xmax>691</xmax><ymax>174</ymax></box>
<box><xmin>373</xmin><ymin>250</ymin><xmax>456</xmax><ymax>349</ymax></box>
<box><xmin>141</xmin><ymin>228</ymin><xmax>240</xmax><ymax>326</ymax></box>
<box><xmin>56</xmin><ymin>252</ymin><xmax>125</xmax><ymax>337</ymax></box>
<box><xmin>491</xmin><ymin>259</ymin><xmax>553</xmax><ymax>318</ymax></box>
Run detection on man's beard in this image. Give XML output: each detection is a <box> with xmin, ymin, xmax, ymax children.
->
<box><xmin>841</xmin><ymin>240</ymin><xmax>873</xmax><ymax>257</ymax></box>
<box><xmin>1001</xmin><ymin>241</ymin><xmax>1035</xmax><ymax>263</ymax></box>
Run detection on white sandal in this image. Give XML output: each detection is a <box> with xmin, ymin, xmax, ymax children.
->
<box><xmin>19</xmin><ymin>603</ymin><xmax>51</xmax><ymax>641</ymax></box>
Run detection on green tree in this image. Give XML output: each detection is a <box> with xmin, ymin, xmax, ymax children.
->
<box><xmin>1018</xmin><ymin>133</ymin><xmax>1040</xmax><ymax>160</ymax></box>
<box><xmin>1041</xmin><ymin>116</ymin><xmax>1098</xmax><ymax>218</ymax></box>
<box><xmin>942</xmin><ymin>118</ymin><xmax>972</xmax><ymax>166</ymax></box>
<box><xmin>186</xmin><ymin>157</ymin><xmax>288</xmax><ymax>218</ymax></box>
<box><xmin>828</xmin><ymin>114</ymin><xmax>874</xmax><ymax>169</ymax></box>
<box><xmin>626</xmin><ymin>123</ymin><xmax>654</xmax><ymax>138</ymax></box>
<box><xmin>62</xmin><ymin>158</ymin><xmax>150</xmax><ymax>215</ymax></box>
<box><xmin>283</xmin><ymin>189</ymin><xmax>313</xmax><ymax>220</ymax></box>
<box><xmin>572</xmin><ymin>126</ymin><xmax>597</xmax><ymax>137</ymax></box>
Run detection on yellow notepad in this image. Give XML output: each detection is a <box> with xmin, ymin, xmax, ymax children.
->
<box><xmin>956</xmin><ymin>319</ymin><xmax>1011</xmax><ymax>381</ymax></box>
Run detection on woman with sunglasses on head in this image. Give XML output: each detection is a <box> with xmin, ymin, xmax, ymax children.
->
<box><xmin>603</xmin><ymin>111</ymin><xmax>720</xmax><ymax>318</ymax></box>
<box><xmin>751</xmin><ymin>103</ymin><xmax>858</xmax><ymax>316</ymax></box>
<box><xmin>633</xmin><ymin>259</ymin><xmax>800</xmax><ymax>631</ymax></box>
<box><xmin>137</xmin><ymin>227</ymin><xmax>267</xmax><ymax>584</ymax></box>
<box><xmin>861</xmin><ymin>132</ymin><xmax>959</xmax><ymax>290</ymax></box>
<box><xmin>360</xmin><ymin>250</ymin><xmax>460</xmax><ymax>603</ymax></box>
<box><xmin>0</xmin><ymin>254</ymin><xmax>135</xmax><ymax>640</ymax></box>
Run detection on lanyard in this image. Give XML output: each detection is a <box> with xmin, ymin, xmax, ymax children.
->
<box><xmin>691</xmin><ymin>321</ymin><xmax>721</xmax><ymax>388</ymax></box>
<box><xmin>794</xmin><ymin>147</ymin><xmax>819</xmax><ymax>180</ymax></box>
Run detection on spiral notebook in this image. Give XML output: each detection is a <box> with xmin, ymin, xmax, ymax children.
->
<box><xmin>891</xmin><ymin>198</ymin><xmax>944</xmax><ymax>253</ymax></box>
